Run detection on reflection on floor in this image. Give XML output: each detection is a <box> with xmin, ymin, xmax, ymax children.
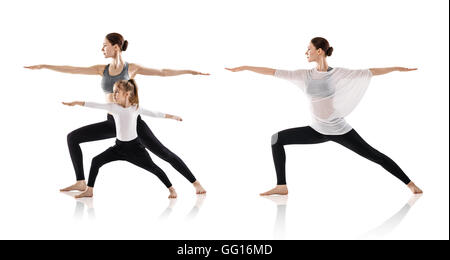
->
<box><xmin>61</xmin><ymin>191</ymin><xmax>207</xmax><ymax>222</ymax></box>
<box><xmin>260</xmin><ymin>194</ymin><xmax>423</xmax><ymax>239</ymax></box>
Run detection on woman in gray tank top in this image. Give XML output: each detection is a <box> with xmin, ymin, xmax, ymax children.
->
<box><xmin>25</xmin><ymin>32</ymin><xmax>208</xmax><ymax>196</ymax></box>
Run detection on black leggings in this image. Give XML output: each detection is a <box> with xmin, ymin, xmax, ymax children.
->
<box><xmin>87</xmin><ymin>138</ymin><xmax>172</xmax><ymax>188</ymax></box>
<box><xmin>271</xmin><ymin>126</ymin><xmax>411</xmax><ymax>185</ymax></box>
<box><xmin>67</xmin><ymin>114</ymin><xmax>196</xmax><ymax>183</ymax></box>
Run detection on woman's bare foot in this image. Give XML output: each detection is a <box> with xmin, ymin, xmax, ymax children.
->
<box><xmin>169</xmin><ymin>187</ymin><xmax>178</xmax><ymax>199</ymax></box>
<box><xmin>260</xmin><ymin>185</ymin><xmax>288</xmax><ymax>196</ymax></box>
<box><xmin>407</xmin><ymin>181</ymin><xmax>423</xmax><ymax>194</ymax></box>
<box><xmin>60</xmin><ymin>180</ymin><xmax>87</xmax><ymax>192</ymax></box>
<box><xmin>75</xmin><ymin>187</ymin><xmax>93</xmax><ymax>198</ymax></box>
<box><xmin>193</xmin><ymin>181</ymin><xmax>206</xmax><ymax>194</ymax></box>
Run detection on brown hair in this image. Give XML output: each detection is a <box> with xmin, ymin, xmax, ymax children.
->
<box><xmin>106</xmin><ymin>32</ymin><xmax>128</xmax><ymax>51</ymax></box>
<box><xmin>115</xmin><ymin>79</ymin><xmax>139</xmax><ymax>108</ymax></box>
<box><xmin>311</xmin><ymin>37</ymin><xmax>333</xmax><ymax>57</ymax></box>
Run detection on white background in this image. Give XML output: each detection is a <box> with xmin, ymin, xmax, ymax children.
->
<box><xmin>0</xmin><ymin>0</ymin><xmax>448</xmax><ymax>240</ymax></box>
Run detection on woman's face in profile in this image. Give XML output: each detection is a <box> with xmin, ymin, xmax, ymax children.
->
<box><xmin>102</xmin><ymin>38</ymin><xmax>116</xmax><ymax>58</ymax></box>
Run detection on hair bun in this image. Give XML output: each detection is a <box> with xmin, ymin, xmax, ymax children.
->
<box><xmin>122</xmin><ymin>40</ymin><xmax>128</xmax><ymax>51</ymax></box>
<box><xmin>326</xmin><ymin>46</ymin><xmax>333</xmax><ymax>56</ymax></box>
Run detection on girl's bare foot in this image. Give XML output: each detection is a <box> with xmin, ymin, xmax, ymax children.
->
<box><xmin>60</xmin><ymin>180</ymin><xmax>87</xmax><ymax>192</ymax></box>
<box><xmin>407</xmin><ymin>181</ymin><xmax>423</xmax><ymax>194</ymax></box>
<box><xmin>260</xmin><ymin>185</ymin><xmax>289</xmax><ymax>196</ymax></box>
<box><xmin>193</xmin><ymin>181</ymin><xmax>206</xmax><ymax>194</ymax></box>
<box><xmin>169</xmin><ymin>187</ymin><xmax>178</xmax><ymax>199</ymax></box>
<box><xmin>75</xmin><ymin>187</ymin><xmax>93</xmax><ymax>198</ymax></box>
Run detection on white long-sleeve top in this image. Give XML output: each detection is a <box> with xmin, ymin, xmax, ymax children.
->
<box><xmin>84</xmin><ymin>102</ymin><xmax>167</xmax><ymax>141</ymax></box>
<box><xmin>274</xmin><ymin>67</ymin><xmax>373</xmax><ymax>135</ymax></box>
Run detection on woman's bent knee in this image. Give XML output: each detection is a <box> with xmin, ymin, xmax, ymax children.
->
<box><xmin>271</xmin><ymin>132</ymin><xmax>279</xmax><ymax>145</ymax></box>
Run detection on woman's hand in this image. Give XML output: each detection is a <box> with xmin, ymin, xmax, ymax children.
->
<box><xmin>62</xmin><ymin>101</ymin><xmax>84</xmax><ymax>106</ymax></box>
<box><xmin>396</xmin><ymin>67</ymin><xmax>418</xmax><ymax>72</ymax></box>
<box><xmin>24</xmin><ymin>65</ymin><xmax>45</xmax><ymax>70</ymax></box>
<box><xmin>190</xmin><ymin>70</ymin><xmax>210</xmax><ymax>76</ymax></box>
<box><xmin>225</xmin><ymin>66</ymin><xmax>247</xmax><ymax>72</ymax></box>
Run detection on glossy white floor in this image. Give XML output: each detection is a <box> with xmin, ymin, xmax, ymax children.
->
<box><xmin>1</xmin><ymin>0</ymin><xmax>448</xmax><ymax>240</ymax></box>
<box><xmin>1</xmin><ymin>116</ymin><xmax>448</xmax><ymax>239</ymax></box>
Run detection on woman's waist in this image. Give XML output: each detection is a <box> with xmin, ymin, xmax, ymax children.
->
<box><xmin>310</xmin><ymin>118</ymin><xmax>352</xmax><ymax>135</ymax></box>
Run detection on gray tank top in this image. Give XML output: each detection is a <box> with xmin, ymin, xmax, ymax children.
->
<box><xmin>101</xmin><ymin>62</ymin><xmax>130</xmax><ymax>93</ymax></box>
<box><xmin>306</xmin><ymin>66</ymin><xmax>334</xmax><ymax>98</ymax></box>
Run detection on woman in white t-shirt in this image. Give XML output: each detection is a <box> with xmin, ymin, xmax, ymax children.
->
<box><xmin>226</xmin><ymin>37</ymin><xmax>423</xmax><ymax>195</ymax></box>
<box><xmin>63</xmin><ymin>79</ymin><xmax>182</xmax><ymax>199</ymax></box>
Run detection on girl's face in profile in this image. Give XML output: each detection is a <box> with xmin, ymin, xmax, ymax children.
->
<box><xmin>112</xmin><ymin>85</ymin><xmax>129</xmax><ymax>105</ymax></box>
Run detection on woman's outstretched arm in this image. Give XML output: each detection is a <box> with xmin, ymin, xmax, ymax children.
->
<box><xmin>129</xmin><ymin>63</ymin><xmax>209</xmax><ymax>77</ymax></box>
<box><xmin>225</xmin><ymin>66</ymin><xmax>276</xmax><ymax>76</ymax></box>
<box><xmin>369</xmin><ymin>67</ymin><xmax>417</xmax><ymax>76</ymax></box>
<box><xmin>24</xmin><ymin>65</ymin><xmax>105</xmax><ymax>76</ymax></box>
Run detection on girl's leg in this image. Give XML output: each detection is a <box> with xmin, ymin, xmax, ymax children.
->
<box><xmin>136</xmin><ymin>117</ymin><xmax>203</xmax><ymax>192</ymax></box>
<box><xmin>126</xmin><ymin>145</ymin><xmax>177</xmax><ymax>198</ymax></box>
<box><xmin>261</xmin><ymin>126</ymin><xmax>328</xmax><ymax>196</ymax></box>
<box><xmin>66</xmin><ymin>115</ymin><xmax>115</xmax><ymax>182</ymax></box>
<box><xmin>86</xmin><ymin>146</ymin><xmax>123</xmax><ymax>189</ymax></box>
<box><xmin>329</xmin><ymin>129</ymin><xmax>422</xmax><ymax>193</ymax></box>
<box><xmin>126</xmin><ymin>144</ymin><xmax>172</xmax><ymax>185</ymax></box>
<box><xmin>76</xmin><ymin>145</ymin><xmax>123</xmax><ymax>198</ymax></box>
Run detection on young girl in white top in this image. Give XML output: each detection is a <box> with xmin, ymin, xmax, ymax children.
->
<box><xmin>226</xmin><ymin>37</ymin><xmax>423</xmax><ymax>196</ymax></box>
<box><xmin>63</xmin><ymin>79</ymin><xmax>182</xmax><ymax>199</ymax></box>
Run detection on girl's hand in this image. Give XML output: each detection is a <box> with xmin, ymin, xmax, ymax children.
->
<box><xmin>172</xmin><ymin>116</ymin><xmax>183</xmax><ymax>122</ymax></box>
<box><xmin>397</xmin><ymin>67</ymin><xmax>418</xmax><ymax>72</ymax></box>
<box><xmin>225</xmin><ymin>66</ymin><xmax>247</xmax><ymax>72</ymax></box>
<box><xmin>62</xmin><ymin>101</ymin><xmax>84</xmax><ymax>106</ymax></box>
<box><xmin>166</xmin><ymin>114</ymin><xmax>183</xmax><ymax>121</ymax></box>
<box><xmin>24</xmin><ymin>65</ymin><xmax>45</xmax><ymax>70</ymax></box>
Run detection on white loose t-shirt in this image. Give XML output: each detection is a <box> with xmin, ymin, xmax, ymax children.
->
<box><xmin>274</xmin><ymin>67</ymin><xmax>373</xmax><ymax>135</ymax></box>
<box><xmin>84</xmin><ymin>102</ymin><xmax>166</xmax><ymax>141</ymax></box>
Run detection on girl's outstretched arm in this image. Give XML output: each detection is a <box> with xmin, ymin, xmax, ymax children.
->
<box><xmin>129</xmin><ymin>63</ymin><xmax>209</xmax><ymax>77</ymax></box>
<box><xmin>165</xmin><ymin>114</ymin><xmax>183</xmax><ymax>121</ymax></box>
<box><xmin>25</xmin><ymin>64</ymin><xmax>105</xmax><ymax>76</ymax></box>
<box><xmin>369</xmin><ymin>67</ymin><xmax>417</xmax><ymax>76</ymax></box>
<box><xmin>62</xmin><ymin>101</ymin><xmax>85</xmax><ymax>106</ymax></box>
<box><xmin>225</xmin><ymin>66</ymin><xmax>276</xmax><ymax>76</ymax></box>
<box><xmin>139</xmin><ymin>108</ymin><xmax>183</xmax><ymax>121</ymax></box>
<box><xmin>62</xmin><ymin>101</ymin><xmax>113</xmax><ymax>114</ymax></box>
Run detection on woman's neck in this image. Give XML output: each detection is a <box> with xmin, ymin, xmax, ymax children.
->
<box><xmin>111</xmin><ymin>54</ymin><xmax>124</xmax><ymax>70</ymax></box>
<box><xmin>316</xmin><ymin>57</ymin><xmax>329</xmax><ymax>72</ymax></box>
